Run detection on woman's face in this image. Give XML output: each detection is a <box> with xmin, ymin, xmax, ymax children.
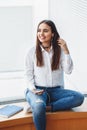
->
<box><xmin>37</xmin><ymin>23</ymin><xmax>53</xmax><ymax>45</ymax></box>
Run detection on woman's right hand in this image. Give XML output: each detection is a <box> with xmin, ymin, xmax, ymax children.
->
<box><xmin>32</xmin><ymin>89</ymin><xmax>44</xmax><ymax>95</ymax></box>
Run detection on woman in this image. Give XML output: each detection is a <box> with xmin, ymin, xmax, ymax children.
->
<box><xmin>25</xmin><ymin>20</ymin><xmax>84</xmax><ymax>130</ymax></box>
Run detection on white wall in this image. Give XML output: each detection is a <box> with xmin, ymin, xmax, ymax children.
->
<box><xmin>49</xmin><ymin>0</ymin><xmax>87</xmax><ymax>93</ymax></box>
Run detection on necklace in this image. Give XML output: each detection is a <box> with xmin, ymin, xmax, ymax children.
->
<box><xmin>43</xmin><ymin>46</ymin><xmax>50</xmax><ymax>49</ymax></box>
<box><xmin>42</xmin><ymin>45</ymin><xmax>51</xmax><ymax>52</ymax></box>
<box><xmin>42</xmin><ymin>44</ymin><xmax>51</xmax><ymax>49</ymax></box>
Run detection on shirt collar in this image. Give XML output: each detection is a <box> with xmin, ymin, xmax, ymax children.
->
<box><xmin>40</xmin><ymin>45</ymin><xmax>53</xmax><ymax>52</ymax></box>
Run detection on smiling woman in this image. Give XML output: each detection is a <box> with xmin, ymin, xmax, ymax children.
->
<box><xmin>25</xmin><ymin>19</ymin><xmax>84</xmax><ymax>130</ymax></box>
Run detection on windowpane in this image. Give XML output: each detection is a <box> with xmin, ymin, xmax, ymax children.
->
<box><xmin>0</xmin><ymin>6</ymin><xmax>33</xmax><ymax>72</ymax></box>
<box><xmin>0</xmin><ymin>0</ymin><xmax>49</xmax><ymax>102</ymax></box>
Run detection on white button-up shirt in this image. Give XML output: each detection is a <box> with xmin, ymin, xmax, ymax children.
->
<box><xmin>25</xmin><ymin>46</ymin><xmax>73</xmax><ymax>90</ymax></box>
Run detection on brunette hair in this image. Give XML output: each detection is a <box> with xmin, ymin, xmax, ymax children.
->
<box><xmin>36</xmin><ymin>20</ymin><xmax>61</xmax><ymax>70</ymax></box>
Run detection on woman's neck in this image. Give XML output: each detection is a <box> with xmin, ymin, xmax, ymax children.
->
<box><xmin>42</xmin><ymin>43</ymin><xmax>51</xmax><ymax>52</ymax></box>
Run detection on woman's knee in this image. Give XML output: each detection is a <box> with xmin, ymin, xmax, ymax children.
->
<box><xmin>75</xmin><ymin>92</ymin><xmax>84</xmax><ymax>105</ymax></box>
<box><xmin>32</xmin><ymin>100</ymin><xmax>46</xmax><ymax>114</ymax></box>
<box><xmin>79</xmin><ymin>93</ymin><xmax>84</xmax><ymax>104</ymax></box>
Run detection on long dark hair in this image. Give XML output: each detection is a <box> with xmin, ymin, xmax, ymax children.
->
<box><xmin>36</xmin><ymin>20</ymin><xmax>61</xmax><ymax>70</ymax></box>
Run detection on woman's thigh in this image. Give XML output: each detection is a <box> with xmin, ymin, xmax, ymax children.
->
<box><xmin>48</xmin><ymin>87</ymin><xmax>84</xmax><ymax>102</ymax></box>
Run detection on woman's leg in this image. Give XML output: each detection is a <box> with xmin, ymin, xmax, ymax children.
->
<box><xmin>25</xmin><ymin>89</ymin><xmax>47</xmax><ymax>130</ymax></box>
<box><xmin>48</xmin><ymin>87</ymin><xmax>84</xmax><ymax>112</ymax></box>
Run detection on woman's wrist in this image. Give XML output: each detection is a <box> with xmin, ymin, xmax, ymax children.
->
<box><xmin>32</xmin><ymin>89</ymin><xmax>44</xmax><ymax>95</ymax></box>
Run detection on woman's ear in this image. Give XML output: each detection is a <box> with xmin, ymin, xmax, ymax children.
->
<box><xmin>52</xmin><ymin>33</ymin><xmax>54</xmax><ymax>37</ymax></box>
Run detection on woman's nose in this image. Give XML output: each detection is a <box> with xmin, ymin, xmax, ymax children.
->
<box><xmin>40</xmin><ymin>31</ymin><xmax>44</xmax><ymax>35</ymax></box>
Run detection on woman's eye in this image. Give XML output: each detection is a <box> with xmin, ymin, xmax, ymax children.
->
<box><xmin>43</xmin><ymin>29</ymin><xmax>48</xmax><ymax>32</ymax></box>
<box><xmin>37</xmin><ymin>29</ymin><xmax>49</xmax><ymax>32</ymax></box>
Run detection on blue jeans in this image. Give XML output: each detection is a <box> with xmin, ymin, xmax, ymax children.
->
<box><xmin>25</xmin><ymin>86</ymin><xmax>84</xmax><ymax>130</ymax></box>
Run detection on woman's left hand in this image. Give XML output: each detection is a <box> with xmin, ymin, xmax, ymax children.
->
<box><xmin>57</xmin><ymin>38</ymin><xmax>69</xmax><ymax>54</ymax></box>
